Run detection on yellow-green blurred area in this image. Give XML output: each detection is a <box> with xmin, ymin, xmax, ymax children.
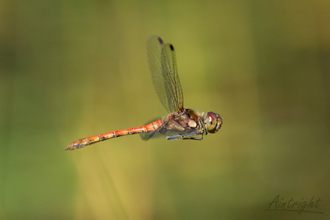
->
<box><xmin>1</xmin><ymin>0</ymin><xmax>330</xmax><ymax>219</ymax></box>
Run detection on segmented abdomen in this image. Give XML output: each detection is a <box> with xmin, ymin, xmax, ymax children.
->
<box><xmin>65</xmin><ymin>120</ymin><xmax>163</xmax><ymax>150</ymax></box>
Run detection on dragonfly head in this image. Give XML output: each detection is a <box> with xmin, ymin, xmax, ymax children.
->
<box><xmin>204</xmin><ymin>112</ymin><xmax>222</xmax><ymax>133</ymax></box>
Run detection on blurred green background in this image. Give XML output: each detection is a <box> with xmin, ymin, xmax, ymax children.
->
<box><xmin>1</xmin><ymin>0</ymin><xmax>329</xmax><ymax>219</ymax></box>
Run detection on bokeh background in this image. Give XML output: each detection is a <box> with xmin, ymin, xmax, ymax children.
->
<box><xmin>1</xmin><ymin>0</ymin><xmax>329</xmax><ymax>219</ymax></box>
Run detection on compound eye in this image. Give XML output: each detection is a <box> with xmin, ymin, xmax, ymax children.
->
<box><xmin>204</xmin><ymin>112</ymin><xmax>222</xmax><ymax>133</ymax></box>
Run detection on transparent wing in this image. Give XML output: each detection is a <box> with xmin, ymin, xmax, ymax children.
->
<box><xmin>139</xmin><ymin>119</ymin><xmax>187</xmax><ymax>141</ymax></box>
<box><xmin>139</xmin><ymin>123</ymin><xmax>168</xmax><ymax>141</ymax></box>
<box><xmin>146</xmin><ymin>36</ymin><xmax>183</xmax><ymax>113</ymax></box>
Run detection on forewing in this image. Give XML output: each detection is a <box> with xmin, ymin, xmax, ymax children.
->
<box><xmin>146</xmin><ymin>36</ymin><xmax>183</xmax><ymax>113</ymax></box>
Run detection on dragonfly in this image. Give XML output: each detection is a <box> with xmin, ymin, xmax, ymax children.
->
<box><xmin>66</xmin><ymin>36</ymin><xmax>222</xmax><ymax>150</ymax></box>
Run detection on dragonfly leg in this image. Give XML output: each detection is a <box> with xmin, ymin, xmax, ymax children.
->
<box><xmin>166</xmin><ymin>132</ymin><xmax>204</xmax><ymax>140</ymax></box>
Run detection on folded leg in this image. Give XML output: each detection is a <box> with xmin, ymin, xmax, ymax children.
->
<box><xmin>166</xmin><ymin>131</ymin><xmax>204</xmax><ymax>140</ymax></box>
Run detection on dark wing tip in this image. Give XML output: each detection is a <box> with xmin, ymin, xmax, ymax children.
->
<box><xmin>158</xmin><ymin>37</ymin><xmax>164</xmax><ymax>45</ymax></box>
<box><xmin>169</xmin><ymin>44</ymin><xmax>174</xmax><ymax>51</ymax></box>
